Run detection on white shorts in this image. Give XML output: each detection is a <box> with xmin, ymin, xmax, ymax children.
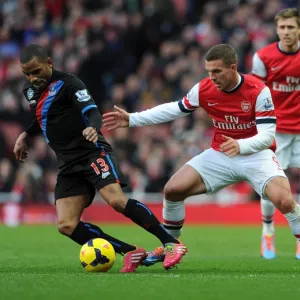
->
<box><xmin>275</xmin><ymin>133</ymin><xmax>300</xmax><ymax>170</ymax></box>
<box><xmin>186</xmin><ymin>148</ymin><xmax>286</xmax><ymax>199</ymax></box>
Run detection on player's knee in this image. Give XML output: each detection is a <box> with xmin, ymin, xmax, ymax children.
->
<box><xmin>277</xmin><ymin>196</ymin><xmax>295</xmax><ymax>214</ymax></box>
<box><xmin>271</xmin><ymin>192</ymin><xmax>295</xmax><ymax>214</ymax></box>
<box><xmin>57</xmin><ymin>220</ymin><xmax>77</xmax><ymax>236</ymax></box>
<box><xmin>164</xmin><ymin>182</ymin><xmax>185</xmax><ymax>201</ymax></box>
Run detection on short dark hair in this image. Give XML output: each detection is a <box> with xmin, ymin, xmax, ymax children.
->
<box><xmin>205</xmin><ymin>44</ymin><xmax>238</xmax><ymax>66</ymax></box>
<box><xmin>20</xmin><ymin>44</ymin><xmax>49</xmax><ymax>64</ymax></box>
<box><xmin>275</xmin><ymin>8</ymin><xmax>300</xmax><ymax>27</ymax></box>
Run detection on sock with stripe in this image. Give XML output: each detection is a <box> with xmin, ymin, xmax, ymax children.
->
<box><xmin>123</xmin><ymin>198</ymin><xmax>178</xmax><ymax>245</ymax></box>
<box><xmin>163</xmin><ymin>199</ymin><xmax>185</xmax><ymax>239</ymax></box>
<box><xmin>261</xmin><ymin>198</ymin><xmax>275</xmax><ymax>235</ymax></box>
<box><xmin>284</xmin><ymin>203</ymin><xmax>300</xmax><ymax>241</ymax></box>
<box><xmin>70</xmin><ymin>221</ymin><xmax>136</xmax><ymax>254</ymax></box>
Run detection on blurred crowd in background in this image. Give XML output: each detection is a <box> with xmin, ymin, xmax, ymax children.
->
<box><xmin>0</xmin><ymin>0</ymin><xmax>298</xmax><ymax>204</ymax></box>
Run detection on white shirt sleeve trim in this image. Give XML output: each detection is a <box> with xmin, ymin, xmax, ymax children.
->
<box><xmin>252</xmin><ymin>52</ymin><xmax>267</xmax><ymax>79</ymax></box>
<box><xmin>129</xmin><ymin>101</ymin><xmax>189</xmax><ymax>127</ymax></box>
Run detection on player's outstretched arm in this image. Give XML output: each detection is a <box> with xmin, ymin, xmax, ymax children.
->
<box><xmin>13</xmin><ymin>132</ymin><xmax>29</xmax><ymax>163</ymax></box>
<box><xmin>103</xmin><ymin>105</ymin><xmax>129</xmax><ymax>131</ymax></box>
<box><xmin>104</xmin><ymin>101</ymin><xmax>190</xmax><ymax>130</ymax></box>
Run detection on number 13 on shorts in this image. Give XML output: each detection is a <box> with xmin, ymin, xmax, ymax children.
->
<box><xmin>91</xmin><ymin>158</ymin><xmax>110</xmax><ymax>175</ymax></box>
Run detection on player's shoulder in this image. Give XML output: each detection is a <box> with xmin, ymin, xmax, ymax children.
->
<box><xmin>256</xmin><ymin>42</ymin><xmax>279</xmax><ymax>59</ymax></box>
<box><xmin>242</xmin><ymin>74</ymin><xmax>266</xmax><ymax>90</ymax></box>
<box><xmin>199</xmin><ymin>77</ymin><xmax>213</xmax><ymax>91</ymax></box>
<box><xmin>53</xmin><ymin>69</ymin><xmax>86</xmax><ymax>88</ymax></box>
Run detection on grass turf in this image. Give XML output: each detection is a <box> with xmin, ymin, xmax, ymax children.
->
<box><xmin>0</xmin><ymin>224</ymin><xmax>299</xmax><ymax>300</ymax></box>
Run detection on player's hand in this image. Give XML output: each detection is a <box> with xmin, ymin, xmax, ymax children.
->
<box><xmin>220</xmin><ymin>135</ymin><xmax>240</xmax><ymax>157</ymax></box>
<box><xmin>83</xmin><ymin>127</ymin><xmax>98</xmax><ymax>143</ymax></box>
<box><xmin>103</xmin><ymin>105</ymin><xmax>129</xmax><ymax>131</ymax></box>
<box><xmin>13</xmin><ymin>132</ymin><xmax>29</xmax><ymax>163</ymax></box>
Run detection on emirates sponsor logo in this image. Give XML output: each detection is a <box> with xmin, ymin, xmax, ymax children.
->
<box><xmin>212</xmin><ymin>119</ymin><xmax>256</xmax><ymax>130</ymax></box>
<box><xmin>272</xmin><ymin>76</ymin><xmax>300</xmax><ymax>92</ymax></box>
<box><xmin>273</xmin><ymin>82</ymin><xmax>300</xmax><ymax>92</ymax></box>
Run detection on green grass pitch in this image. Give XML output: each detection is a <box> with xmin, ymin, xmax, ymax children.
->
<box><xmin>0</xmin><ymin>224</ymin><xmax>299</xmax><ymax>300</ymax></box>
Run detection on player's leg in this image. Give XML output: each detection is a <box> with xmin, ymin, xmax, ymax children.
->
<box><xmin>146</xmin><ymin>149</ymin><xmax>237</xmax><ymax>267</ymax></box>
<box><xmin>99</xmin><ymin>183</ymin><xmax>187</xmax><ymax>270</ymax></box>
<box><xmin>99</xmin><ymin>183</ymin><xmax>181</xmax><ymax>245</ymax></box>
<box><xmin>87</xmin><ymin>152</ymin><xmax>186</xmax><ymax>269</ymax></box>
<box><xmin>141</xmin><ymin>162</ymin><xmax>207</xmax><ymax>267</ymax></box>
<box><xmin>163</xmin><ymin>148</ymin><xmax>237</xmax><ymax>238</ymax></box>
<box><xmin>88</xmin><ymin>152</ymin><xmax>178</xmax><ymax>245</ymax></box>
<box><xmin>56</xmin><ymin>195</ymin><xmax>135</xmax><ymax>252</ymax></box>
<box><xmin>289</xmin><ymin>134</ymin><xmax>300</xmax><ymax>258</ymax></box>
<box><xmin>264</xmin><ymin>176</ymin><xmax>300</xmax><ymax>243</ymax></box>
<box><xmin>162</xmin><ymin>163</ymin><xmax>207</xmax><ymax>268</ymax></box>
<box><xmin>56</xmin><ymin>195</ymin><xmax>146</xmax><ymax>273</ymax></box>
<box><xmin>260</xmin><ymin>197</ymin><xmax>276</xmax><ymax>259</ymax></box>
<box><xmin>259</xmin><ymin>133</ymin><xmax>292</xmax><ymax>258</ymax></box>
<box><xmin>55</xmin><ymin>174</ymin><xmax>146</xmax><ymax>272</ymax></box>
<box><xmin>246</xmin><ymin>150</ymin><xmax>300</xmax><ymax>247</ymax></box>
<box><xmin>162</xmin><ymin>164</ymin><xmax>207</xmax><ymax>237</ymax></box>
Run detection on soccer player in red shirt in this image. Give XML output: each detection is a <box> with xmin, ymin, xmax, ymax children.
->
<box><xmin>103</xmin><ymin>44</ymin><xmax>300</xmax><ymax>266</ymax></box>
<box><xmin>252</xmin><ymin>8</ymin><xmax>300</xmax><ymax>259</ymax></box>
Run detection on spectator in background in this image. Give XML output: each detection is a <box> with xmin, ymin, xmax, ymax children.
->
<box><xmin>0</xmin><ymin>158</ymin><xmax>16</xmax><ymax>192</ymax></box>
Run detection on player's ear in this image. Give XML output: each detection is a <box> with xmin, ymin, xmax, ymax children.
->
<box><xmin>231</xmin><ymin>64</ymin><xmax>237</xmax><ymax>72</ymax></box>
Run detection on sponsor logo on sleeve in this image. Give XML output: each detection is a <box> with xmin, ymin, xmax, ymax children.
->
<box><xmin>75</xmin><ymin>89</ymin><xmax>91</xmax><ymax>102</ymax></box>
<box><xmin>263</xmin><ymin>97</ymin><xmax>274</xmax><ymax>110</ymax></box>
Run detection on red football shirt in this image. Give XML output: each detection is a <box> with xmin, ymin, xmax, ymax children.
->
<box><xmin>252</xmin><ymin>42</ymin><xmax>300</xmax><ymax>134</ymax></box>
<box><xmin>179</xmin><ymin>74</ymin><xmax>276</xmax><ymax>152</ymax></box>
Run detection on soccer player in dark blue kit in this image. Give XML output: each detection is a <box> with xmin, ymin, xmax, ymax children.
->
<box><xmin>13</xmin><ymin>44</ymin><xmax>187</xmax><ymax>272</ymax></box>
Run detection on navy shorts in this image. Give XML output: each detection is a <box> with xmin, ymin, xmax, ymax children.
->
<box><xmin>55</xmin><ymin>151</ymin><xmax>127</xmax><ymax>206</ymax></box>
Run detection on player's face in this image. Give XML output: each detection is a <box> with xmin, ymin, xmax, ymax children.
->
<box><xmin>21</xmin><ymin>57</ymin><xmax>53</xmax><ymax>91</ymax></box>
<box><xmin>276</xmin><ymin>17</ymin><xmax>300</xmax><ymax>49</ymax></box>
<box><xmin>205</xmin><ymin>59</ymin><xmax>237</xmax><ymax>91</ymax></box>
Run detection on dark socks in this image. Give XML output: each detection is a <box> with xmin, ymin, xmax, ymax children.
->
<box><xmin>70</xmin><ymin>221</ymin><xmax>136</xmax><ymax>254</ymax></box>
<box><xmin>123</xmin><ymin>198</ymin><xmax>178</xmax><ymax>245</ymax></box>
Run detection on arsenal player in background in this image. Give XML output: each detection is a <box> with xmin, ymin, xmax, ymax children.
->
<box><xmin>103</xmin><ymin>44</ymin><xmax>300</xmax><ymax>267</ymax></box>
<box><xmin>252</xmin><ymin>8</ymin><xmax>300</xmax><ymax>259</ymax></box>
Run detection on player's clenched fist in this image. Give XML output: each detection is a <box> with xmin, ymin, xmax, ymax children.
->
<box><xmin>83</xmin><ymin>127</ymin><xmax>98</xmax><ymax>143</ymax></box>
<box><xmin>103</xmin><ymin>105</ymin><xmax>130</xmax><ymax>131</ymax></box>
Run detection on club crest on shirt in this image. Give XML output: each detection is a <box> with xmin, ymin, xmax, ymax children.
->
<box><xmin>241</xmin><ymin>101</ymin><xmax>251</xmax><ymax>113</ymax></box>
<box><xmin>27</xmin><ymin>88</ymin><xmax>34</xmax><ymax>100</ymax></box>
<box><xmin>48</xmin><ymin>83</ymin><xmax>57</xmax><ymax>96</ymax></box>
